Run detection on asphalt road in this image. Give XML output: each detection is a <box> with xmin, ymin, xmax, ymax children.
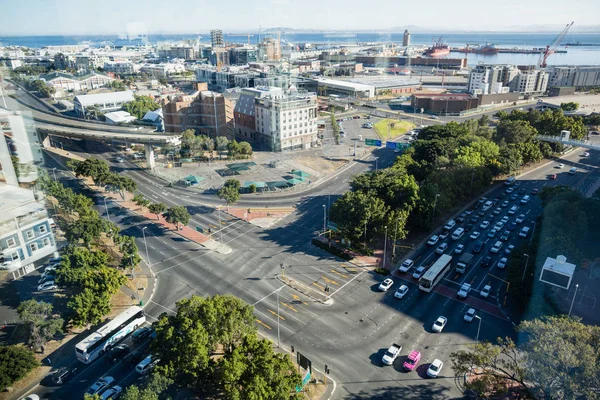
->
<box><xmin>16</xmin><ymin>131</ymin><xmax>598</xmax><ymax>399</ymax></box>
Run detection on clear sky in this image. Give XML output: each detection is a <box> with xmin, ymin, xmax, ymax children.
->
<box><xmin>1</xmin><ymin>0</ymin><xmax>597</xmax><ymax>35</ymax></box>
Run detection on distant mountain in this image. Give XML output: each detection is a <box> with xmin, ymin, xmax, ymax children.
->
<box><xmin>258</xmin><ymin>25</ymin><xmax>600</xmax><ymax>34</ymax></box>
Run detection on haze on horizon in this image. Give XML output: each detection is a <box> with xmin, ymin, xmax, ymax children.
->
<box><xmin>1</xmin><ymin>0</ymin><xmax>597</xmax><ymax>36</ymax></box>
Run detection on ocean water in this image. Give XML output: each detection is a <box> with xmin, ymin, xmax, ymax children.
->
<box><xmin>1</xmin><ymin>32</ymin><xmax>600</xmax><ymax>66</ymax></box>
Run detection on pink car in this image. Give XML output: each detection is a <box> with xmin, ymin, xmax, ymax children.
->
<box><xmin>403</xmin><ymin>350</ymin><xmax>421</xmax><ymax>371</ymax></box>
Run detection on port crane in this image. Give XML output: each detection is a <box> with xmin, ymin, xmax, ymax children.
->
<box><xmin>228</xmin><ymin>33</ymin><xmax>255</xmax><ymax>46</ymax></box>
<box><xmin>538</xmin><ymin>22</ymin><xmax>574</xmax><ymax>68</ymax></box>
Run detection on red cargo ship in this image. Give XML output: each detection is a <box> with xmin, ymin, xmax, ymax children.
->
<box><xmin>425</xmin><ymin>37</ymin><xmax>450</xmax><ymax>57</ymax></box>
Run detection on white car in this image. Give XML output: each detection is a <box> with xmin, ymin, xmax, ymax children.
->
<box><xmin>1</xmin><ymin>260</ymin><xmax>12</xmax><ymax>268</ymax></box>
<box><xmin>115</xmin><ymin>157</ymin><xmax>124</xmax><ymax>163</ymax></box>
<box><xmin>516</xmin><ymin>214</ymin><xmax>525</xmax><ymax>223</ymax></box>
<box><xmin>583</xmin><ymin>152</ymin><xmax>590</xmax><ymax>157</ymax></box>
<box><xmin>480</xmin><ymin>284</ymin><xmax>492</xmax><ymax>298</ymax></box>
<box><xmin>505</xmin><ymin>245</ymin><xmax>515</xmax><ymax>255</ymax></box>
<box><xmin>501</xmin><ymin>216</ymin><xmax>509</xmax><ymax>224</ymax></box>
<box><xmin>379</xmin><ymin>278</ymin><xmax>394</xmax><ymax>292</ymax></box>
<box><xmin>508</xmin><ymin>206</ymin><xmax>518</xmax><ymax>215</ymax></box>
<box><xmin>479</xmin><ymin>220</ymin><xmax>490</xmax><ymax>229</ymax></box>
<box><xmin>394</xmin><ymin>285</ymin><xmax>409</xmax><ymax>299</ymax></box>
<box><xmin>454</xmin><ymin>244</ymin><xmax>465</xmax><ymax>254</ymax></box>
<box><xmin>85</xmin><ymin>376</ymin><xmax>115</xmax><ymax>397</ymax></box>
<box><xmin>557</xmin><ymin>163</ymin><xmax>565</xmax><ymax>169</ymax></box>
<box><xmin>494</xmin><ymin>221</ymin><xmax>505</xmax><ymax>230</ymax></box>
<box><xmin>498</xmin><ymin>257</ymin><xmax>508</xmax><ymax>268</ymax></box>
<box><xmin>464</xmin><ymin>308</ymin><xmax>477</xmax><ymax>322</ymax></box>
<box><xmin>469</xmin><ymin>231</ymin><xmax>480</xmax><ymax>240</ymax></box>
<box><xmin>19</xmin><ymin>396</ymin><xmax>40</xmax><ymax>400</ymax></box>
<box><xmin>398</xmin><ymin>259</ymin><xmax>414</xmax><ymax>273</ymax></box>
<box><xmin>37</xmin><ymin>281</ymin><xmax>57</xmax><ymax>292</ymax></box>
<box><xmin>427</xmin><ymin>359</ymin><xmax>444</xmax><ymax>378</ymax></box>
<box><xmin>100</xmin><ymin>386</ymin><xmax>122</xmax><ymax>400</ymax></box>
<box><xmin>432</xmin><ymin>316</ymin><xmax>447</xmax><ymax>333</ymax></box>
<box><xmin>457</xmin><ymin>283</ymin><xmax>471</xmax><ymax>298</ymax></box>
<box><xmin>436</xmin><ymin>242</ymin><xmax>448</xmax><ymax>255</ymax></box>
<box><xmin>412</xmin><ymin>266</ymin><xmax>426</xmax><ymax>279</ymax></box>
<box><xmin>427</xmin><ymin>235</ymin><xmax>439</xmax><ymax>246</ymax></box>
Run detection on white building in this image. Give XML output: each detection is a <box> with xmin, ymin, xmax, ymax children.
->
<box><xmin>253</xmin><ymin>87</ymin><xmax>318</xmax><ymax>151</ymax></box>
<box><xmin>511</xmin><ymin>69</ymin><xmax>549</xmax><ymax>95</ymax></box>
<box><xmin>103</xmin><ymin>61</ymin><xmax>135</xmax><ymax>75</ymax></box>
<box><xmin>104</xmin><ymin>111</ymin><xmax>137</xmax><ymax>125</ymax></box>
<box><xmin>467</xmin><ymin>65</ymin><xmax>517</xmax><ymax>95</ymax></box>
<box><xmin>549</xmin><ymin>66</ymin><xmax>600</xmax><ymax>88</ymax></box>
<box><xmin>0</xmin><ymin>108</ymin><xmax>42</xmax><ymax>186</ymax></box>
<box><xmin>73</xmin><ymin>90</ymin><xmax>135</xmax><ymax>117</ymax></box>
<box><xmin>140</xmin><ymin>63</ymin><xmax>186</xmax><ymax>78</ymax></box>
<box><xmin>314</xmin><ymin>77</ymin><xmax>375</xmax><ymax>98</ymax></box>
<box><xmin>39</xmin><ymin>72</ymin><xmax>115</xmax><ymax>97</ymax></box>
<box><xmin>0</xmin><ymin>184</ymin><xmax>58</xmax><ymax>271</ymax></box>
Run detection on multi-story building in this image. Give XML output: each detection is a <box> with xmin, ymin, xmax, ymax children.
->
<box><xmin>467</xmin><ymin>65</ymin><xmax>517</xmax><ymax>95</ymax></box>
<box><xmin>549</xmin><ymin>66</ymin><xmax>600</xmax><ymax>88</ymax></box>
<box><xmin>210</xmin><ymin>30</ymin><xmax>224</xmax><ymax>49</ymax></box>
<box><xmin>254</xmin><ymin>88</ymin><xmax>318</xmax><ymax>151</ymax></box>
<box><xmin>511</xmin><ymin>69</ymin><xmax>549</xmax><ymax>95</ymax></box>
<box><xmin>73</xmin><ymin>91</ymin><xmax>135</xmax><ymax>117</ymax></box>
<box><xmin>229</xmin><ymin>47</ymin><xmax>258</xmax><ymax>65</ymax></box>
<box><xmin>39</xmin><ymin>72</ymin><xmax>115</xmax><ymax>97</ymax></box>
<box><xmin>233</xmin><ymin>87</ymin><xmax>281</xmax><ymax>142</ymax></box>
<box><xmin>162</xmin><ymin>83</ymin><xmax>233</xmax><ymax>138</ymax></box>
<box><xmin>294</xmin><ymin>60</ymin><xmax>321</xmax><ymax>73</ymax></box>
<box><xmin>0</xmin><ymin>184</ymin><xmax>58</xmax><ymax>271</ymax></box>
<box><xmin>0</xmin><ymin>108</ymin><xmax>42</xmax><ymax>186</ymax></box>
<box><xmin>140</xmin><ymin>63</ymin><xmax>186</xmax><ymax>78</ymax></box>
<box><xmin>158</xmin><ymin>46</ymin><xmax>197</xmax><ymax>60</ymax></box>
<box><xmin>103</xmin><ymin>61</ymin><xmax>134</xmax><ymax>75</ymax></box>
<box><xmin>402</xmin><ymin>30</ymin><xmax>411</xmax><ymax>47</ymax></box>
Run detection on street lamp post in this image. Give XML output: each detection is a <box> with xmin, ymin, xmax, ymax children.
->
<box><xmin>392</xmin><ymin>218</ymin><xmax>399</xmax><ymax>259</ymax></box>
<box><xmin>569</xmin><ymin>283</ymin><xmax>579</xmax><ymax>317</ymax></box>
<box><xmin>219</xmin><ymin>207</ymin><xmax>223</xmax><ymax>243</ymax></box>
<box><xmin>51</xmin><ymin>168</ymin><xmax>57</xmax><ymax>181</ymax></box>
<box><xmin>141</xmin><ymin>226</ymin><xmax>150</xmax><ymax>268</ymax></box>
<box><xmin>364</xmin><ymin>219</ymin><xmax>368</xmax><ymax>249</ymax></box>
<box><xmin>475</xmin><ymin>315</ymin><xmax>482</xmax><ymax>341</ymax></box>
<box><xmin>382</xmin><ymin>226</ymin><xmax>388</xmax><ymax>268</ymax></box>
<box><xmin>103</xmin><ymin>197</ymin><xmax>111</xmax><ymax>222</ymax></box>
<box><xmin>431</xmin><ymin>194</ymin><xmax>440</xmax><ymax>225</ymax></box>
<box><xmin>322</xmin><ymin>205</ymin><xmax>327</xmax><ymax>234</ymax></box>
<box><xmin>522</xmin><ymin>253</ymin><xmax>530</xmax><ymax>282</ymax></box>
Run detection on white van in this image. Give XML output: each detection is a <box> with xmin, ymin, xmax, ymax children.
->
<box><xmin>135</xmin><ymin>355</ymin><xmax>159</xmax><ymax>375</ymax></box>
<box><xmin>451</xmin><ymin>227</ymin><xmax>465</xmax><ymax>240</ymax></box>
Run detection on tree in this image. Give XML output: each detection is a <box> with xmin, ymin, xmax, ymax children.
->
<box><xmin>330</xmin><ymin>190</ymin><xmax>389</xmax><ymax>245</ymax></box>
<box><xmin>110</xmin><ymin>80</ymin><xmax>127</xmax><ymax>91</ymax></box>
<box><xmin>148</xmin><ymin>203</ymin><xmax>167</xmax><ymax>220</ymax></box>
<box><xmin>0</xmin><ymin>345</ymin><xmax>39</xmax><ymax>390</ymax></box>
<box><xmin>119</xmin><ymin>235</ymin><xmax>142</xmax><ymax>271</ymax></box>
<box><xmin>181</xmin><ymin>129</ymin><xmax>196</xmax><ymax>156</ymax></box>
<box><xmin>220</xmin><ymin>334</ymin><xmax>302</xmax><ymax>400</ymax></box>
<box><xmin>216</xmin><ymin>136</ymin><xmax>230</xmax><ymax>152</ymax></box>
<box><xmin>65</xmin><ymin>216</ymin><xmax>105</xmax><ymax>247</ymax></box>
<box><xmin>25</xmin><ymin>79</ymin><xmax>55</xmax><ymax>98</ymax></box>
<box><xmin>227</xmin><ymin>140</ymin><xmax>242</xmax><ymax>157</ymax></box>
<box><xmin>248</xmin><ymin>184</ymin><xmax>257</xmax><ymax>193</ymax></box>
<box><xmin>67</xmin><ymin>288</ymin><xmax>112</xmax><ymax>328</ymax></box>
<box><xmin>164</xmin><ymin>206</ymin><xmax>190</xmax><ymax>230</ymax></box>
<box><xmin>123</xmin><ymin>95</ymin><xmax>160</xmax><ymax>119</ymax></box>
<box><xmin>239</xmin><ymin>141</ymin><xmax>253</xmax><ymax>156</ymax></box>
<box><xmin>217</xmin><ymin>179</ymin><xmax>241</xmax><ymax>206</ymax></box>
<box><xmin>560</xmin><ymin>102</ymin><xmax>579</xmax><ymax>111</ymax></box>
<box><xmin>17</xmin><ymin>300</ymin><xmax>64</xmax><ymax>353</ymax></box>
<box><xmin>133</xmin><ymin>194</ymin><xmax>150</xmax><ymax>210</ymax></box>
<box><xmin>120</xmin><ymin>372</ymin><xmax>172</xmax><ymax>400</ymax></box>
<box><xmin>450</xmin><ymin>338</ymin><xmax>528</xmax><ymax>398</ymax></box>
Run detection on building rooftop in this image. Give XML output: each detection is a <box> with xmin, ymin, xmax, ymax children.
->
<box><xmin>412</xmin><ymin>93</ymin><xmax>476</xmax><ymax>101</ymax></box>
<box><xmin>74</xmin><ymin>90</ymin><xmax>135</xmax><ymax>107</ymax></box>
<box><xmin>314</xmin><ymin>77</ymin><xmax>374</xmax><ymax>91</ymax></box>
<box><xmin>104</xmin><ymin>111</ymin><xmax>136</xmax><ymax>124</ymax></box>
<box><xmin>40</xmin><ymin>71</ymin><xmax>113</xmax><ymax>82</ymax></box>
<box><xmin>0</xmin><ymin>184</ymin><xmax>47</xmax><ymax>233</ymax></box>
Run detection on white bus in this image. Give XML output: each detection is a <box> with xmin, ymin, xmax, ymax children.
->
<box><xmin>419</xmin><ymin>254</ymin><xmax>453</xmax><ymax>293</ymax></box>
<box><xmin>75</xmin><ymin>306</ymin><xmax>146</xmax><ymax>364</ymax></box>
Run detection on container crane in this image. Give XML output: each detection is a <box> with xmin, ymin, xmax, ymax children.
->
<box><xmin>228</xmin><ymin>33</ymin><xmax>255</xmax><ymax>46</ymax></box>
<box><xmin>538</xmin><ymin>22</ymin><xmax>574</xmax><ymax>68</ymax></box>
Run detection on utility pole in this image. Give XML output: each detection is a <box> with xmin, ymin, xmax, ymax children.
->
<box><xmin>569</xmin><ymin>284</ymin><xmax>579</xmax><ymax>317</ymax></box>
<box><xmin>103</xmin><ymin>196</ymin><xmax>111</xmax><ymax>222</ymax></box>
<box><xmin>475</xmin><ymin>315</ymin><xmax>482</xmax><ymax>341</ymax></box>
<box><xmin>322</xmin><ymin>205</ymin><xmax>327</xmax><ymax>234</ymax></box>
<box><xmin>363</xmin><ymin>219</ymin><xmax>368</xmax><ymax>249</ymax></box>
<box><xmin>431</xmin><ymin>193</ymin><xmax>440</xmax><ymax>225</ymax></box>
<box><xmin>392</xmin><ymin>218</ymin><xmax>399</xmax><ymax>259</ymax></box>
<box><xmin>382</xmin><ymin>226</ymin><xmax>388</xmax><ymax>268</ymax></box>
<box><xmin>141</xmin><ymin>226</ymin><xmax>150</xmax><ymax>268</ymax></box>
<box><xmin>522</xmin><ymin>253</ymin><xmax>530</xmax><ymax>282</ymax></box>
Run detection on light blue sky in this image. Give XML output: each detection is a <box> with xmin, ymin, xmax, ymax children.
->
<box><xmin>1</xmin><ymin>0</ymin><xmax>597</xmax><ymax>35</ymax></box>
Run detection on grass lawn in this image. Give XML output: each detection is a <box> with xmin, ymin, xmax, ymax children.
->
<box><xmin>373</xmin><ymin>119</ymin><xmax>415</xmax><ymax>140</ymax></box>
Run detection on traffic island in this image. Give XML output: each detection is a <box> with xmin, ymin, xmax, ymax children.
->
<box><xmin>278</xmin><ymin>275</ymin><xmax>333</xmax><ymax>305</ymax></box>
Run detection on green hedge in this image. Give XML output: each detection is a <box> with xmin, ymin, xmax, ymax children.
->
<box><xmin>311</xmin><ymin>239</ymin><xmax>352</xmax><ymax>260</ymax></box>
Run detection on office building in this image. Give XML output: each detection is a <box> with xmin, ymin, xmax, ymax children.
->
<box><xmin>73</xmin><ymin>91</ymin><xmax>135</xmax><ymax>117</ymax></box>
<box><xmin>511</xmin><ymin>69</ymin><xmax>549</xmax><ymax>95</ymax></box>
<box><xmin>210</xmin><ymin>30</ymin><xmax>224</xmax><ymax>48</ymax></box>
<box><xmin>0</xmin><ymin>108</ymin><xmax>42</xmax><ymax>186</ymax></box>
<box><xmin>158</xmin><ymin>46</ymin><xmax>197</xmax><ymax>60</ymax></box>
<box><xmin>0</xmin><ymin>184</ymin><xmax>58</xmax><ymax>271</ymax></box>
<box><xmin>402</xmin><ymin>30</ymin><xmax>411</xmax><ymax>47</ymax></box>
<box><xmin>229</xmin><ymin>47</ymin><xmax>258</xmax><ymax>65</ymax></box>
<box><xmin>411</xmin><ymin>93</ymin><xmax>479</xmax><ymax>114</ymax></box>
<box><xmin>162</xmin><ymin>83</ymin><xmax>233</xmax><ymax>138</ymax></box>
<box><xmin>140</xmin><ymin>63</ymin><xmax>186</xmax><ymax>78</ymax></box>
<box><xmin>467</xmin><ymin>65</ymin><xmax>517</xmax><ymax>95</ymax></box>
<box><xmin>103</xmin><ymin>61</ymin><xmax>135</xmax><ymax>75</ymax></box>
<box><xmin>549</xmin><ymin>66</ymin><xmax>600</xmax><ymax>88</ymax></box>
<box><xmin>253</xmin><ymin>88</ymin><xmax>318</xmax><ymax>151</ymax></box>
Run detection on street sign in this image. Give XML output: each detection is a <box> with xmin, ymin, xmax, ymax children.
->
<box><xmin>386</xmin><ymin>142</ymin><xmax>410</xmax><ymax>150</ymax></box>
<box><xmin>365</xmin><ymin>138</ymin><xmax>382</xmax><ymax>147</ymax></box>
<box><xmin>296</xmin><ymin>370</ymin><xmax>311</xmax><ymax>392</ymax></box>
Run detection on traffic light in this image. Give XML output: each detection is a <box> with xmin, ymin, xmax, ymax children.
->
<box><xmin>291</xmin><ymin>345</ymin><xmax>294</xmax><ymax>353</ymax></box>
<box><xmin>325</xmin><ymin>365</ymin><xmax>330</xmax><ymax>374</ymax></box>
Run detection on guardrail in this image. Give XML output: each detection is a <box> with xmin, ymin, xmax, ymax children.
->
<box><xmin>535</xmin><ymin>135</ymin><xmax>600</xmax><ymax>151</ymax></box>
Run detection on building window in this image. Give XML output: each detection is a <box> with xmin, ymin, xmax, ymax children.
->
<box><xmin>29</xmin><ymin>243</ymin><xmax>38</xmax><ymax>252</ymax></box>
<box><xmin>11</xmin><ymin>252</ymin><xmax>19</xmax><ymax>260</ymax></box>
<box><xmin>26</xmin><ymin>230</ymin><xmax>35</xmax><ymax>240</ymax></box>
<box><xmin>42</xmin><ymin>237</ymin><xmax>51</xmax><ymax>247</ymax></box>
<box><xmin>6</xmin><ymin>238</ymin><xmax>16</xmax><ymax>248</ymax></box>
<box><xmin>39</xmin><ymin>225</ymin><xmax>47</xmax><ymax>234</ymax></box>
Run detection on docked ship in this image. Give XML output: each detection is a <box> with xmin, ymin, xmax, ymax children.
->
<box><xmin>454</xmin><ymin>42</ymin><xmax>499</xmax><ymax>54</ymax></box>
<box><xmin>425</xmin><ymin>37</ymin><xmax>450</xmax><ymax>57</ymax></box>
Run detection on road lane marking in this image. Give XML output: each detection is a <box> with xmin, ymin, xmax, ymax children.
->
<box><xmin>312</xmin><ymin>282</ymin><xmax>325</xmax><ymax>290</ymax></box>
<box><xmin>256</xmin><ymin>319</ymin><xmax>271</xmax><ymax>330</ymax></box>
<box><xmin>291</xmin><ymin>294</ymin><xmax>308</xmax><ymax>306</ymax></box>
<box><xmin>281</xmin><ymin>302</ymin><xmax>298</xmax><ymax>312</ymax></box>
<box><xmin>322</xmin><ymin>276</ymin><xmax>339</xmax><ymax>286</ymax></box>
<box><xmin>330</xmin><ymin>269</ymin><xmax>348</xmax><ymax>279</ymax></box>
<box><xmin>268</xmin><ymin>309</ymin><xmax>285</xmax><ymax>320</ymax></box>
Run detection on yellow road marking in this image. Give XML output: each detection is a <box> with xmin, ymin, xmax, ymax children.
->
<box><xmin>281</xmin><ymin>302</ymin><xmax>298</xmax><ymax>312</ymax></box>
<box><xmin>256</xmin><ymin>319</ymin><xmax>271</xmax><ymax>330</ymax></box>
<box><xmin>330</xmin><ymin>269</ymin><xmax>348</xmax><ymax>279</ymax></box>
<box><xmin>292</xmin><ymin>294</ymin><xmax>308</xmax><ymax>305</ymax></box>
<box><xmin>323</xmin><ymin>276</ymin><xmax>339</xmax><ymax>286</ymax></box>
<box><xmin>268</xmin><ymin>309</ymin><xmax>285</xmax><ymax>320</ymax></box>
<box><xmin>312</xmin><ymin>282</ymin><xmax>325</xmax><ymax>290</ymax></box>
<box><xmin>209</xmin><ymin>224</ymin><xmax>217</xmax><ymax>229</ymax></box>
<box><xmin>220</xmin><ymin>221</ymin><xmax>227</xmax><ymax>225</ymax></box>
